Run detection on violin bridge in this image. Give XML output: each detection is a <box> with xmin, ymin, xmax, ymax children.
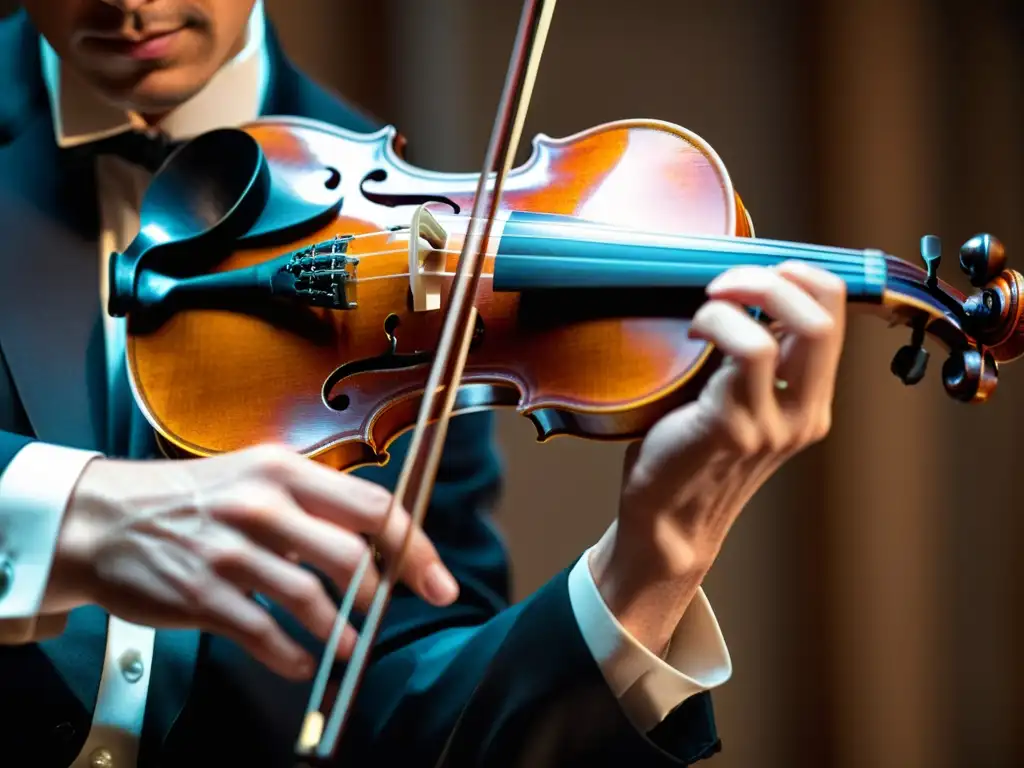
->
<box><xmin>408</xmin><ymin>204</ymin><xmax>448</xmax><ymax>312</ymax></box>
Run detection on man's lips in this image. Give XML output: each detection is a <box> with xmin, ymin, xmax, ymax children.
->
<box><xmin>79</xmin><ymin>27</ymin><xmax>187</xmax><ymax>61</ymax></box>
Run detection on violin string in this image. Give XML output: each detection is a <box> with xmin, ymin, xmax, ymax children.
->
<box><xmin>342</xmin><ymin>263</ymin><xmax>873</xmax><ymax>284</ymax></box>
<box><xmin>300</xmin><ymin>227</ymin><xmax>888</xmax><ymax>271</ymax></box>
<box><xmin>384</xmin><ymin>235</ymin><xmax>873</xmax><ymax>266</ymax></box>
<box><xmin>302</xmin><ymin>207</ymin><xmax>890</xmax><ymax>267</ymax></box>
<box><xmin>294</xmin><ymin>241</ymin><xmax>880</xmax><ymax>278</ymax></box>
<box><xmin>350</xmin><ymin>212</ymin><xmax>887</xmax><ymax>260</ymax></box>
<box><xmin>310</xmin><ymin>242</ymin><xmax>877</xmax><ymax>268</ymax></box>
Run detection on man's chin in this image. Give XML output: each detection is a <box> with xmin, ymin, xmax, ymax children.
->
<box><xmin>90</xmin><ymin>66</ymin><xmax>208</xmax><ymax>118</ymax></box>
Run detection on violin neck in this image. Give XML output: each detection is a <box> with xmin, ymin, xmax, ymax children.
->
<box><xmin>491</xmin><ymin>211</ymin><xmax>889</xmax><ymax>303</ymax></box>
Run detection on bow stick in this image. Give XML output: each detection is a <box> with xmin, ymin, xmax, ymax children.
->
<box><xmin>295</xmin><ymin>0</ymin><xmax>559</xmax><ymax>759</ymax></box>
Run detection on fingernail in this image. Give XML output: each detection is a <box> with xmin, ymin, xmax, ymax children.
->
<box><xmin>424</xmin><ymin>563</ymin><xmax>459</xmax><ymax>604</ymax></box>
<box><xmin>706</xmin><ymin>269</ymin><xmax>742</xmax><ymax>293</ymax></box>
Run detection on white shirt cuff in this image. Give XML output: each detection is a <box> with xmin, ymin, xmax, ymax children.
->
<box><xmin>567</xmin><ymin>542</ymin><xmax>733</xmax><ymax>733</ymax></box>
<box><xmin>0</xmin><ymin>442</ymin><xmax>100</xmax><ymax>618</ymax></box>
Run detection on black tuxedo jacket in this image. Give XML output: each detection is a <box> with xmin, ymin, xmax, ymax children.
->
<box><xmin>0</xmin><ymin>10</ymin><xmax>720</xmax><ymax>767</ymax></box>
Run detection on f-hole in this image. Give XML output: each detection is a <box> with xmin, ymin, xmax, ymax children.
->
<box><xmin>321</xmin><ymin>313</ymin><xmax>488</xmax><ymax>413</ymax></box>
<box><xmin>322</xmin><ymin>313</ymin><xmax>434</xmax><ymax>412</ymax></box>
<box><xmin>359</xmin><ymin>169</ymin><xmax>461</xmax><ymax>213</ymax></box>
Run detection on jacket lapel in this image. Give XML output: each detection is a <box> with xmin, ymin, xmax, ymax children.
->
<box><xmin>0</xmin><ymin>15</ymin><xmax>106</xmax><ymax>454</ymax></box>
<box><xmin>0</xmin><ymin>13</ymin><xmax>201</xmax><ymax>753</ymax></box>
<box><xmin>0</xmin><ymin>11</ymin><xmax>107</xmax><ymax>747</ymax></box>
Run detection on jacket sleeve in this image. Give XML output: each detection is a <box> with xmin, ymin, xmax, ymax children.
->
<box><xmin>0</xmin><ymin>433</ymin><xmax>99</xmax><ymax>643</ymax></box>
<box><xmin>324</xmin><ymin>412</ymin><xmax>721</xmax><ymax>767</ymax></box>
<box><xmin>338</xmin><ymin>570</ymin><xmax>722</xmax><ymax>768</ymax></box>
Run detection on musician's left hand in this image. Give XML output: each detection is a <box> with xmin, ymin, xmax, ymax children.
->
<box><xmin>589</xmin><ymin>261</ymin><xmax>846</xmax><ymax>654</ymax></box>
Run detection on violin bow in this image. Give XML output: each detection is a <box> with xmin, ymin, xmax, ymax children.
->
<box><xmin>296</xmin><ymin>0</ymin><xmax>559</xmax><ymax>759</ymax></box>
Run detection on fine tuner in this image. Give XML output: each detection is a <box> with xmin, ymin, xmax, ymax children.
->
<box><xmin>890</xmin><ymin>232</ymin><xmax>1016</xmax><ymax>402</ymax></box>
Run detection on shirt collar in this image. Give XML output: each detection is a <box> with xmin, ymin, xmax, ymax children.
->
<box><xmin>39</xmin><ymin>0</ymin><xmax>269</xmax><ymax>148</ymax></box>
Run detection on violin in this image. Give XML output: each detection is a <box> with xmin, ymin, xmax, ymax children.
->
<box><xmin>112</xmin><ymin>115</ymin><xmax>1022</xmax><ymax>460</ymax></box>
<box><xmin>105</xmin><ymin>0</ymin><xmax>1016</xmax><ymax>762</ymax></box>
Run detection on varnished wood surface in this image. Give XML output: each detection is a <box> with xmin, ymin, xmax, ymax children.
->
<box><xmin>128</xmin><ymin>119</ymin><xmax>744</xmax><ymax>467</ymax></box>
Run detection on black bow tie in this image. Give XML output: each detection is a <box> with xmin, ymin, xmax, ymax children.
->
<box><xmin>74</xmin><ymin>130</ymin><xmax>184</xmax><ymax>173</ymax></box>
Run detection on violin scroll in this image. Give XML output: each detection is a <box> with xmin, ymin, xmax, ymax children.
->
<box><xmin>890</xmin><ymin>232</ymin><xmax>1019</xmax><ymax>403</ymax></box>
<box><xmin>960</xmin><ymin>239</ymin><xmax>1024</xmax><ymax>364</ymax></box>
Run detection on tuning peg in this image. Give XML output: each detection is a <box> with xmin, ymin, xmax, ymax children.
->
<box><xmin>959</xmin><ymin>233</ymin><xmax>1006</xmax><ymax>287</ymax></box>
<box><xmin>920</xmin><ymin>235</ymin><xmax>942</xmax><ymax>287</ymax></box>
<box><xmin>891</xmin><ymin>317</ymin><xmax>929</xmax><ymax>386</ymax></box>
<box><xmin>941</xmin><ymin>347</ymin><xmax>999</xmax><ymax>403</ymax></box>
<box><xmin>891</xmin><ymin>343</ymin><xmax>929</xmax><ymax>386</ymax></box>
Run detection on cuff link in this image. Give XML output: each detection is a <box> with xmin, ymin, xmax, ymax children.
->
<box><xmin>89</xmin><ymin>747</ymin><xmax>114</xmax><ymax>768</ymax></box>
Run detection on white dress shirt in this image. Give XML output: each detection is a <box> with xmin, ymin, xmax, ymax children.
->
<box><xmin>0</xmin><ymin>2</ymin><xmax>731</xmax><ymax>764</ymax></box>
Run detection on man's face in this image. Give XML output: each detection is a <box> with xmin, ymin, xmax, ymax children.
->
<box><xmin>22</xmin><ymin>0</ymin><xmax>256</xmax><ymax>114</ymax></box>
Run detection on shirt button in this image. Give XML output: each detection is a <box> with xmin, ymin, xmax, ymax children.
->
<box><xmin>89</xmin><ymin>747</ymin><xmax>114</xmax><ymax>768</ymax></box>
<box><xmin>118</xmin><ymin>648</ymin><xmax>144</xmax><ymax>683</ymax></box>
<box><xmin>0</xmin><ymin>556</ymin><xmax>13</xmax><ymax>600</ymax></box>
<box><xmin>52</xmin><ymin>721</ymin><xmax>75</xmax><ymax>742</ymax></box>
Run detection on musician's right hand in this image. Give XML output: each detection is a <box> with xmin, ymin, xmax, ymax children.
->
<box><xmin>44</xmin><ymin>444</ymin><xmax>460</xmax><ymax>678</ymax></box>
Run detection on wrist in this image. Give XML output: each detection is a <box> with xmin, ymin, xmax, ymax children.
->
<box><xmin>589</xmin><ymin>525</ymin><xmax>710</xmax><ymax>656</ymax></box>
<box><xmin>43</xmin><ymin>457</ymin><xmax>111</xmax><ymax>612</ymax></box>
<box><xmin>48</xmin><ymin>514</ymin><xmax>96</xmax><ymax>608</ymax></box>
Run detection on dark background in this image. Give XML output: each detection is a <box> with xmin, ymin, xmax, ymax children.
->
<box><xmin>3</xmin><ymin>1</ymin><xmax>1023</xmax><ymax>766</ymax></box>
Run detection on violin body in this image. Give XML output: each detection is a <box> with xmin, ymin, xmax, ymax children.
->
<box><xmin>127</xmin><ymin>118</ymin><xmax>755</xmax><ymax>469</ymax></box>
